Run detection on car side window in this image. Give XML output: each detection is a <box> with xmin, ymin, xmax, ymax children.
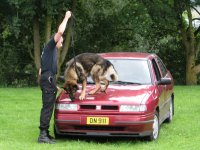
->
<box><xmin>156</xmin><ymin>57</ymin><xmax>167</xmax><ymax>77</ymax></box>
<box><xmin>152</xmin><ymin>59</ymin><xmax>161</xmax><ymax>81</ymax></box>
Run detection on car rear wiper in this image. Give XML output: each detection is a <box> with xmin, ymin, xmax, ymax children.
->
<box><xmin>112</xmin><ymin>81</ymin><xmax>142</xmax><ymax>85</ymax></box>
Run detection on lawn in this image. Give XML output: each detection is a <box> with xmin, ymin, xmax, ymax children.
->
<box><xmin>0</xmin><ymin>86</ymin><xmax>200</xmax><ymax>150</ymax></box>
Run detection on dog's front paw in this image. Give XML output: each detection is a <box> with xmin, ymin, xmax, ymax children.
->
<box><xmin>79</xmin><ymin>94</ymin><xmax>85</xmax><ymax>100</ymax></box>
<box><xmin>100</xmin><ymin>89</ymin><xmax>107</xmax><ymax>93</ymax></box>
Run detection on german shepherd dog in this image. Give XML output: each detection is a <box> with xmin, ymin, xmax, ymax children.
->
<box><xmin>63</xmin><ymin>53</ymin><xmax>118</xmax><ymax>101</ymax></box>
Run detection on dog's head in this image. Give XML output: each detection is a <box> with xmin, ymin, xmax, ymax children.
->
<box><xmin>63</xmin><ymin>81</ymin><xmax>79</xmax><ymax>101</ymax></box>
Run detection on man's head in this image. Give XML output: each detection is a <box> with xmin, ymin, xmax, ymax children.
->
<box><xmin>56</xmin><ymin>36</ymin><xmax>63</xmax><ymax>49</ymax></box>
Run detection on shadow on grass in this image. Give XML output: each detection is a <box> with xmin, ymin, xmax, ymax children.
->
<box><xmin>57</xmin><ymin>135</ymin><xmax>144</xmax><ymax>144</ymax></box>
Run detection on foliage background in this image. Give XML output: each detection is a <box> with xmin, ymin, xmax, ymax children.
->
<box><xmin>1</xmin><ymin>0</ymin><xmax>199</xmax><ymax>86</ymax></box>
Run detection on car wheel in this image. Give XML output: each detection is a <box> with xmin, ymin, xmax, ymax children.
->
<box><xmin>165</xmin><ymin>98</ymin><xmax>174</xmax><ymax>123</ymax></box>
<box><xmin>145</xmin><ymin>111</ymin><xmax>159</xmax><ymax>141</ymax></box>
<box><xmin>54</xmin><ymin>124</ymin><xmax>64</xmax><ymax>139</ymax></box>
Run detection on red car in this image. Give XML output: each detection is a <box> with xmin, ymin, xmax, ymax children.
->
<box><xmin>54</xmin><ymin>52</ymin><xmax>174</xmax><ymax>141</ymax></box>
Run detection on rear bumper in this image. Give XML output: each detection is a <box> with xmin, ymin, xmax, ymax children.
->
<box><xmin>54</xmin><ymin>113</ymin><xmax>154</xmax><ymax>137</ymax></box>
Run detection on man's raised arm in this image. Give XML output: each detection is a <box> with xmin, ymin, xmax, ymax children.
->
<box><xmin>54</xmin><ymin>11</ymin><xmax>71</xmax><ymax>43</ymax></box>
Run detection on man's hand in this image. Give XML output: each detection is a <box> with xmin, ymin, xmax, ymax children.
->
<box><xmin>57</xmin><ymin>86</ymin><xmax>62</xmax><ymax>92</ymax></box>
<box><xmin>54</xmin><ymin>10</ymin><xmax>72</xmax><ymax>43</ymax></box>
<box><xmin>65</xmin><ymin>11</ymin><xmax>71</xmax><ymax>19</ymax></box>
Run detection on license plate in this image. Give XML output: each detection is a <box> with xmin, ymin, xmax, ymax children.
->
<box><xmin>86</xmin><ymin>117</ymin><xmax>109</xmax><ymax>125</ymax></box>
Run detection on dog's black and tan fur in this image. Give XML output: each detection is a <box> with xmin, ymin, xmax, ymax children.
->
<box><xmin>63</xmin><ymin>53</ymin><xmax>118</xmax><ymax>100</ymax></box>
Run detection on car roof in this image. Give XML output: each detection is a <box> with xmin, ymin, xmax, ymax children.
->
<box><xmin>99</xmin><ymin>52</ymin><xmax>156</xmax><ymax>60</ymax></box>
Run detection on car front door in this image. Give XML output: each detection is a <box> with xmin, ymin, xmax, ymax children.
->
<box><xmin>152</xmin><ymin>58</ymin><xmax>166</xmax><ymax>123</ymax></box>
<box><xmin>156</xmin><ymin>57</ymin><xmax>173</xmax><ymax>120</ymax></box>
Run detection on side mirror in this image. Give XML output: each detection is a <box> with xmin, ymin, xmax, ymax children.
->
<box><xmin>157</xmin><ymin>78</ymin><xmax>172</xmax><ymax>85</ymax></box>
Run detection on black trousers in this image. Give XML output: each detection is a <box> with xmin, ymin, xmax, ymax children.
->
<box><xmin>39</xmin><ymin>71</ymin><xmax>57</xmax><ymax>130</ymax></box>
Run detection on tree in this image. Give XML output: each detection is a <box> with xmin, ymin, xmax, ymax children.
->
<box><xmin>12</xmin><ymin>0</ymin><xmax>75</xmax><ymax>77</ymax></box>
<box><xmin>1</xmin><ymin>0</ymin><xmax>197</xmax><ymax>86</ymax></box>
<box><xmin>0</xmin><ymin>0</ymin><xmax>75</xmax><ymax>85</ymax></box>
<box><xmin>73</xmin><ymin>0</ymin><xmax>154</xmax><ymax>52</ymax></box>
<box><xmin>0</xmin><ymin>0</ymin><xmax>37</xmax><ymax>86</ymax></box>
<box><xmin>32</xmin><ymin>0</ymin><xmax>75</xmax><ymax>76</ymax></box>
<box><xmin>175</xmin><ymin>0</ymin><xmax>200</xmax><ymax>85</ymax></box>
<box><xmin>141</xmin><ymin>0</ymin><xmax>186</xmax><ymax>84</ymax></box>
<box><xmin>57</xmin><ymin>0</ymin><xmax>77</xmax><ymax>76</ymax></box>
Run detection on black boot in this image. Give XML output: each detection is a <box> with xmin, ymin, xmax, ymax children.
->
<box><xmin>38</xmin><ymin>130</ymin><xmax>55</xmax><ymax>144</ymax></box>
<box><xmin>47</xmin><ymin>130</ymin><xmax>55</xmax><ymax>142</ymax></box>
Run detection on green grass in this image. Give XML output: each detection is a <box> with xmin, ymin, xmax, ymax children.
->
<box><xmin>0</xmin><ymin>86</ymin><xmax>200</xmax><ymax>150</ymax></box>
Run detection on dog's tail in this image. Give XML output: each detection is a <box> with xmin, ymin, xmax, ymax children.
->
<box><xmin>107</xmin><ymin>65</ymin><xmax>118</xmax><ymax>81</ymax></box>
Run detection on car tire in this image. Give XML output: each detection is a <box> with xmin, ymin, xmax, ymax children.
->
<box><xmin>165</xmin><ymin>97</ymin><xmax>174</xmax><ymax>123</ymax></box>
<box><xmin>54</xmin><ymin>124</ymin><xmax>64</xmax><ymax>139</ymax></box>
<box><xmin>145</xmin><ymin>111</ymin><xmax>159</xmax><ymax>141</ymax></box>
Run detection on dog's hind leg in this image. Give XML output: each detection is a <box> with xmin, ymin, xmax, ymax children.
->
<box><xmin>88</xmin><ymin>76</ymin><xmax>101</xmax><ymax>95</ymax></box>
<box><xmin>88</xmin><ymin>65</ymin><xmax>102</xmax><ymax>95</ymax></box>
<box><xmin>100</xmin><ymin>79</ymin><xmax>109</xmax><ymax>92</ymax></box>
<box><xmin>88</xmin><ymin>81</ymin><xmax>101</xmax><ymax>94</ymax></box>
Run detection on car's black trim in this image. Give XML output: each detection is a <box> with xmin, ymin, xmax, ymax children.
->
<box><xmin>115</xmin><ymin>120</ymin><xmax>154</xmax><ymax>124</ymax></box>
<box><xmin>55</xmin><ymin>119</ymin><xmax>80</xmax><ymax>123</ymax></box>
<box><xmin>55</xmin><ymin>130</ymin><xmax>152</xmax><ymax>137</ymax></box>
<box><xmin>54</xmin><ymin>123</ymin><xmax>152</xmax><ymax>137</ymax></box>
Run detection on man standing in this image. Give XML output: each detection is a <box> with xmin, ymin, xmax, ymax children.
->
<box><xmin>38</xmin><ymin>11</ymin><xmax>71</xmax><ymax>144</ymax></box>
